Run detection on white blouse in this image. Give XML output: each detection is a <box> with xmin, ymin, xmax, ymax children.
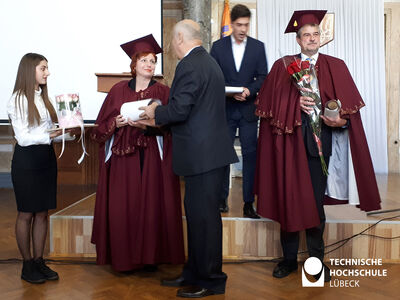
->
<box><xmin>7</xmin><ymin>88</ymin><xmax>54</xmax><ymax>146</ymax></box>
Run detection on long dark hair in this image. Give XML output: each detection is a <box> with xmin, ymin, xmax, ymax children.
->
<box><xmin>13</xmin><ymin>53</ymin><xmax>57</xmax><ymax>127</ymax></box>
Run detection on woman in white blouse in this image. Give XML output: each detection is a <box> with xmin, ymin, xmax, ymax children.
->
<box><xmin>7</xmin><ymin>53</ymin><xmax>63</xmax><ymax>284</ymax></box>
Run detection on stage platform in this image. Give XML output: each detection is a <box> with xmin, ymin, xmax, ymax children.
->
<box><xmin>50</xmin><ymin>174</ymin><xmax>400</xmax><ymax>262</ymax></box>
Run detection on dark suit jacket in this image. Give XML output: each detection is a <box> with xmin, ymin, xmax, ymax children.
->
<box><xmin>210</xmin><ymin>36</ymin><xmax>268</xmax><ymax>121</ymax></box>
<box><xmin>155</xmin><ymin>46</ymin><xmax>238</xmax><ymax>176</ymax></box>
<box><xmin>301</xmin><ymin>112</ymin><xmax>332</xmax><ymax>158</ymax></box>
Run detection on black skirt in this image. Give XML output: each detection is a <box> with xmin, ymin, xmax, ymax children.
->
<box><xmin>11</xmin><ymin>143</ymin><xmax>57</xmax><ymax>213</ymax></box>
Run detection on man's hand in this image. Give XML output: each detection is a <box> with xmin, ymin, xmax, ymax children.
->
<box><xmin>299</xmin><ymin>96</ymin><xmax>315</xmax><ymax>114</ymax></box>
<box><xmin>116</xmin><ymin>114</ymin><xmax>128</xmax><ymax>128</ymax></box>
<box><xmin>137</xmin><ymin>118</ymin><xmax>157</xmax><ymax>127</ymax></box>
<box><xmin>139</xmin><ymin>102</ymin><xmax>159</xmax><ymax>120</ymax></box>
<box><xmin>233</xmin><ymin>87</ymin><xmax>250</xmax><ymax>102</ymax></box>
<box><xmin>321</xmin><ymin>115</ymin><xmax>347</xmax><ymax>127</ymax></box>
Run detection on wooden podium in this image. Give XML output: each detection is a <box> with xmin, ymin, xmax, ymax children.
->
<box><xmin>95</xmin><ymin>72</ymin><xmax>133</xmax><ymax>93</ymax></box>
<box><xmin>54</xmin><ymin>129</ymin><xmax>99</xmax><ymax>185</ymax></box>
<box><xmin>95</xmin><ymin>73</ymin><xmax>165</xmax><ymax>93</ymax></box>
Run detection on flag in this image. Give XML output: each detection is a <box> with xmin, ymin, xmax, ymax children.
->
<box><xmin>221</xmin><ymin>0</ymin><xmax>232</xmax><ymax>37</ymax></box>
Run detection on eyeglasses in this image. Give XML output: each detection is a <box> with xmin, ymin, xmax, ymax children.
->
<box><xmin>138</xmin><ymin>58</ymin><xmax>157</xmax><ymax>65</ymax></box>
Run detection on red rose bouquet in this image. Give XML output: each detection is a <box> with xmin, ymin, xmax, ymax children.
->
<box><xmin>287</xmin><ymin>58</ymin><xmax>328</xmax><ymax>175</ymax></box>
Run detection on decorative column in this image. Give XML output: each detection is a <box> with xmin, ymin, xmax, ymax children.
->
<box><xmin>182</xmin><ymin>0</ymin><xmax>212</xmax><ymax>51</ymax></box>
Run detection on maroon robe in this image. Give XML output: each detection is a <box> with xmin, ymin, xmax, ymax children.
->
<box><xmin>255</xmin><ymin>53</ymin><xmax>381</xmax><ymax>232</ymax></box>
<box><xmin>91</xmin><ymin>80</ymin><xmax>185</xmax><ymax>271</ymax></box>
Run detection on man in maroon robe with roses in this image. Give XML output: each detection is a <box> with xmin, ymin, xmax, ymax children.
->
<box><xmin>255</xmin><ymin>10</ymin><xmax>381</xmax><ymax>281</ymax></box>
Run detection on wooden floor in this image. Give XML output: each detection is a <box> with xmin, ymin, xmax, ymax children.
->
<box><xmin>1</xmin><ymin>175</ymin><xmax>400</xmax><ymax>299</ymax></box>
<box><xmin>0</xmin><ymin>259</ymin><xmax>400</xmax><ymax>299</ymax></box>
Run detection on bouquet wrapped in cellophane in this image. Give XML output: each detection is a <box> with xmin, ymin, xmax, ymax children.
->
<box><xmin>54</xmin><ymin>93</ymin><xmax>87</xmax><ymax>163</ymax></box>
<box><xmin>55</xmin><ymin>93</ymin><xmax>83</xmax><ymax>128</ymax></box>
<box><xmin>286</xmin><ymin>58</ymin><xmax>328</xmax><ymax>175</ymax></box>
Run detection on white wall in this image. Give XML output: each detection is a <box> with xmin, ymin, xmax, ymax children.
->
<box><xmin>0</xmin><ymin>0</ymin><xmax>162</xmax><ymax>121</ymax></box>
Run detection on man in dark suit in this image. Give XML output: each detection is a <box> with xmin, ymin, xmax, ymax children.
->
<box><xmin>210</xmin><ymin>4</ymin><xmax>268</xmax><ymax>218</ymax></box>
<box><xmin>139</xmin><ymin>20</ymin><xmax>238</xmax><ymax>298</ymax></box>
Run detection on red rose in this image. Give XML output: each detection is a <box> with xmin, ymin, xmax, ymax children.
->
<box><xmin>288</xmin><ymin>60</ymin><xmax>301</xmax><ymax>73</ymax></box>
<box><xmin>287</xmin><ymin>65</ymin><xmax>295</xmax><ymax>75</ymax></box>
<box><xmin>287</xmin><ymin>60</ymin><xmax>299</xmax><ymax>75</ymax></box>
<box><xmin>301</xmin><ymin>60</ymin><xmax>310</xmax><ymax>70</ymax></box>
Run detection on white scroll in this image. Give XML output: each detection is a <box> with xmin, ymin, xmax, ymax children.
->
<box><xmin>225</xmin><ymin>86</ymin><xmax>244</xmax><ymax>94</ymax></box>
<box><xmin>120</xmin><ymin>99</ymin><xmax>153</xmax><ymax>121</ymax></box>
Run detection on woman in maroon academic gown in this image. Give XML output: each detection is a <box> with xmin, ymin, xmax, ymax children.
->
<box><xmin>90</xmin><ymin>34</ymin><xmax>184</xmax><ymax>271</ymax></box>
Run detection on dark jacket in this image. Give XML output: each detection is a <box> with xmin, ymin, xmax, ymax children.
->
<box><xmin>210</xmin><ymin>36</ymin><xmax>268</xmax><ymax>121</ymax></box>
<box><xmin>155</xmin><ymin>46</ymin><xmax>238</xmax><ymax>176</ymax></box>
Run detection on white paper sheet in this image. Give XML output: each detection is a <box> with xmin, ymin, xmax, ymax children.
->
<box><xmin>225</xmin><ymin>86</ymin><xmax>244</xmax><ymax>94</ymax></box>
<box><xmin>120</xmin><ymin>99</ymin><xmax>152</xmax><ymax>121</ymax></box>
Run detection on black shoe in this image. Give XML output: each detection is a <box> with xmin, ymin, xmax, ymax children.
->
<box><xmin>34</xmin><ymin>257</ymin><xmax>59</xmax><ymax>281</ymax></box>
<box><xmin>219</xmin><ymin>201</ymin><xmax>229</xmax><ymax>213</ymax></box>
<box><xmin>313</xmin><ymin>263</ymin><xmax>331</xmax><ymax>282</ymax></box>
<box><xmin>177</xmin><ymin>286</ymin><xmax>223</xmax><ymax>298</ymax></box>
<box><xmin>273</xmin><ymin>260</ymin><xmax>298</xmax><ymax>278</ymax></box>
<box><xmin>243</xmin><ymin>203</ymin><xmax>260</xmax><ymax>219</ymax></box>
<box><xmin>161</xmin><ymin>276</ymin><xmax>190</xmax><ymax>287</ymax></box>
<box><xmin>21</xmin><ymin>259</ymin><xmax>46</xmax><ymax>284</ymax></box>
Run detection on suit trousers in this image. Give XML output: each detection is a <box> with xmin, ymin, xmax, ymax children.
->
<box><xmin>221</xmin><ymin>107</ymin><xmax>258</xmax><ymax>204</ymax></box>
<box><xmin>182</xmin><ymin>167</ymin><xmax>227</xmax><ymax>293</ymax></box>
<box><xmin>280</xmin><ymin>155</ymin><xmax>330</xmax><ymax>261</ymax></box>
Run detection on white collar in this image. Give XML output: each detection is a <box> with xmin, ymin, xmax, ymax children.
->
<box><xmin>301</xmin><ymin>52</ymin><xmax>319</xmax><ymax>62</ymax></box>
<box><xmin>231</xmin><ymin>34</ymin><xmax>247</xmax><ymax>46</ymax></box>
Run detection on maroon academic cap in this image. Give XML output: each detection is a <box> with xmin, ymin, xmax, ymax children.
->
<box><xmin>284</xmin><ymin>10</ymin><xmax>327</xmax><ymax>33</ymax></box>
<box><xmin>120</xmin><ymin>34</ymin><xmax>162</xmax><ymax>58</ymax></box>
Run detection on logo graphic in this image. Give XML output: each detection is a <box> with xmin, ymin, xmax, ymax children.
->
<box><xmin>302</xmin><ymin>257</ymin><xmax>324</xmax><ymax>287</ymax></box>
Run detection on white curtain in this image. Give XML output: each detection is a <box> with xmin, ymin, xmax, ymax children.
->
<box><xmin>257</xmin><ymin>0</ymin><xmax>388</xmax><ymax>174</ymax></box>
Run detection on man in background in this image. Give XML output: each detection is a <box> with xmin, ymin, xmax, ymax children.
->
<box><xmin>210</xmin><ymin>4</ymin><xmax>268</xmax><ymax>218</ymax></box>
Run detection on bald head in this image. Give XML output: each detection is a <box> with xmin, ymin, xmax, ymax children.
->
<box><xmin>171</xmin><ymin>19</ymin><xmax>203</xmax><ymax>59</ymax></box>
<box><xmin>174</xmin><ymin>20</ymin><xmax>203</xmax><ymax>42</ymax></box>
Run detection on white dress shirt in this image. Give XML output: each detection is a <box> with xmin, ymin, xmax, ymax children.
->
<box><xmin>7</xmin><ymin>88</ymin><xmax>53</xmax><ymax>146</ymax></box>
<box><xmin>301</xmin><ymin>52</ymin><xmax>319</xmax><ymax>65</ymax></box>
<box><xmin>231</xmin><ymin>35</ymin><xmax>247</xmax><ymax>72</ymax></box>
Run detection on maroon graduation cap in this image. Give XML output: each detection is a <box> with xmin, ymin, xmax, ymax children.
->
<box><xmin>284</xmin><ymin>10</ymin><xmax>327</xmax><ymax>33</ymax></box>
<box><xmin>120</xmin><ymin>34</ymin><xmax>162</xmax><ymax>58</ymax></box>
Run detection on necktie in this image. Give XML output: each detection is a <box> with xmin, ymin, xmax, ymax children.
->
<box><xmin>306</xmin><ymin>57</ymin><xmax>314</xmax><ymax>67</ymax></box>
<box><xmin>305</xmin><ymin>57</ymin><xmax>318</xmax><ymax>91</ymax></box>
